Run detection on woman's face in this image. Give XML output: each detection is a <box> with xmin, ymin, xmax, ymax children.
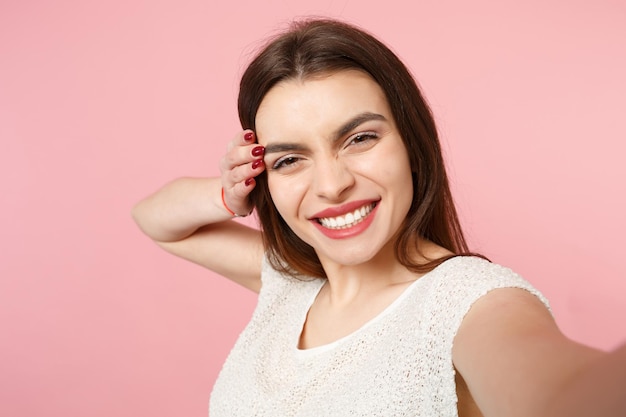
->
<box><xmin>255</xmin><ymin>70</ymin><xmax>413</xmax><ymax>268</ymax></box>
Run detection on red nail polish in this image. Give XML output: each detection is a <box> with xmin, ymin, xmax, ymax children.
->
<box><xmin>245</xmin><ymin>177</ymin><xmax>254</xmax><ymax>186</ymax></box>
<box><xmin>252</xmin><ymin>146</ymin><xmax>264</xmax><ymax>157</ymax></box>
<box><xmin>244</xmin><ymin>132</ymin><xmax>254</xmax><ymax>142</ymax></box>
<box><xmin>252</xmin><ymin>159</ymin><xmax>264</xmax><ymax>169</ymax></box>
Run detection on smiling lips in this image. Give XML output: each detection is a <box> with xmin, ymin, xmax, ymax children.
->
<box><xmin>317</xmin><ymin>203</ymin><xmax>376</xmax><ymax>229</ymax></box>
<box><xmin>311</xmin><ymin>200</ymin><xmax>379</xmax><ymax>239</ymax></box>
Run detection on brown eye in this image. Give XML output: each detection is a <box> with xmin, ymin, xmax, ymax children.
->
<box><xmin>272</xmin><ymin>156</ymin><xmax>300</xmax><ymax>170</ymax></box>
<box><xmin>348</xmin><ymin>132</ymin><xmax>378</xmax><ymax>147</ymax></box>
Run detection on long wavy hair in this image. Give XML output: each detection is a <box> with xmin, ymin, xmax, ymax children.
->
<box><xmin>239</xmin><ymin>18</ymin><xmax>473</xmax><ymax>278</ymax></box>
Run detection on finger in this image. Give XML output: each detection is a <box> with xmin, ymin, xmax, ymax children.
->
<box><xmin>220</xmin><ymin>142</ymin><xmax>265</xmax><ymax>176</ymax></box>
<box><xmin>226</xmin><ymin>129</ymin><xmax>256</xmax><ymax>151</ymax></box>
<box><xmin>224</xmin><ymin>175</ymin><xmax>258</xmax><ymax>217</ymax></box>
<box><xmin>226</xmin><ymin>156</ymin><xmax>266</xmax><ymax>186</ymax></box>
<box><xmin>221</xmin><ymin>142</ymin><xmax>263</xmax><ymax>174</ymax></box>
<box><xmin>231</xmin><ymin>176</ymin><xmax>257</xmax><ymax>199</ymax></box>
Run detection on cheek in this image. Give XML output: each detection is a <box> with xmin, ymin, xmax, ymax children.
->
<box><xmin>267</xmin><ymin>180</ymin><xmax>285</xmax><ymax>216</ymax></box>
<box><xmin>351</xmin><ymin>152</ymin><xmax>412</xmax><ymax>187</ymax></box>
<box><xmin>366</xmin><ymin>150</ymin><xmax>414</xmax><ymax>203</ymax></box>
<box><xmin>267</xmin><ymin>175</ymin><xmax>307</xmax><ymax>218</ymax></box>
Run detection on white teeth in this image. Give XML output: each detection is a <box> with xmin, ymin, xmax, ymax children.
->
<box><xmin>318</xmin><ymin>203</ymin><xmax>375</xmax><ymax>230</ymax></box>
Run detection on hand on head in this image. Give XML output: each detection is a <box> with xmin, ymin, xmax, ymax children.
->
<box><xmin>219</xmin><ymin>130</ymin><xmax>265</xmax><ymax>217</ymax></box>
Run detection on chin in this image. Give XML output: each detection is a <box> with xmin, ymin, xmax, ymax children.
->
<box><xmin>318</xmin><ymin>245</ymin><xmax>386</xmax><ymax>268</ymax></box>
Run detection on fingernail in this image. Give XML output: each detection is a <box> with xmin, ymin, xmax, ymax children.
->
<box><xmin>245</xmin><ymin>177</ymin><xmax>254</xmax><ymax>186</ymax></box>
<box><xmin>252</xmin><ymin>146</ymin><xmax>264</xmax><ymax>157</ymax></box>
<box><xmin>244</xmin><ymin>132</ymin><xmax>254</xmax><ymax>142</ymax></box>
<box><xmin>252</xmin><ymin>159</ymin><xmax>264</xmax><ymax>169</ymax></box>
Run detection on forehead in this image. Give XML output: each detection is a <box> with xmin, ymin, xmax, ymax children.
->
<box><xmin>254</xmin><ymin>70</ymin><xmax>392</xmax><ymax>142</ymax></box>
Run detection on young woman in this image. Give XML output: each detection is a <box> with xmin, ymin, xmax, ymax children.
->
<box><xmin>133</xmin><ymin>18</ymin><xmax>626</xmax><ymax>417</ymax></box>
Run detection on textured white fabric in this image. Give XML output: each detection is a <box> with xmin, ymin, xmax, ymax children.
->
<box><xmin>209</xmin><ymin>256</ymin><xmax>550</xmax><ymax>416</ymax></box>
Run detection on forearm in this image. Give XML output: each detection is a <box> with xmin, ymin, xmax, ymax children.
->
<box><xmin>544</xmin><ymin>342</ymin><xmax>626</xmax><ymax>417</ymax></box>
<box><xmin>132</xmin><ymin>177</ymin><xmax>232</xmax><ymax>242</ymax></box>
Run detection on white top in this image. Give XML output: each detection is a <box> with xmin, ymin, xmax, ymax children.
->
<box><xmin>209</xmin><ymin>256</ymin><xmax>549</xmax><ymax>416</ymax></box>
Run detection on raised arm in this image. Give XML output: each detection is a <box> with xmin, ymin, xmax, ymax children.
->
<box><xmin>453</xmin><ymin>287</ymin><xmax>626</xmax><ymax>417</ymax></box>
<box><xmin>132</xmin><ymin>130</ymin><xmax>266</xmax><ymax>292</ymax></box>
<box><xmin>543</xmin><ymin>341</ymin><xmax>626</xmax><ymax>417</ymax></box>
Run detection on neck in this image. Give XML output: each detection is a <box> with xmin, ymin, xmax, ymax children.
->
<box><xmin>317</xmin><ymin>237</ymin><xmax>443</xmax><ymax>306</ymax></box>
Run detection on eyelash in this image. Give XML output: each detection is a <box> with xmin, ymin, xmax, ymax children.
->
<box><xmin>272</xmin><ymin>156</ymin><xmax>300</xmax><ymax>170</ymax></box>
<box><xmin>347</xmin><ymin>132</ymin><xmax>378</xmax><ymax>147</ymax></box>
<box><xmin>271</xmin><ymin>131</ymin><xmax>380</xmax><ymax>170</ymax></box>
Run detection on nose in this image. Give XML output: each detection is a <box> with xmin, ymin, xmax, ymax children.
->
<box><xmin>312</xmin><ymin>156</ymin><xmax>355</xmax><ymax>201</ymax></box>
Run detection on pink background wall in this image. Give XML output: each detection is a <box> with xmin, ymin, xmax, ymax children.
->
<box><xmin>1</xmin><ymin>0</ymin><xmax>624</xmax><ymax>416</ymax></box>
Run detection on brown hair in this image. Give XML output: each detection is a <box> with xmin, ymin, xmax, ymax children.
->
<box><xmin>239</xmin><ymin>18</ymin><xmax>473</xmax><ymax>278</ymax></box>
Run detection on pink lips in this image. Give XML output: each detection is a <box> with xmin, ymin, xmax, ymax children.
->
<box><xmin>310</xmin><ymin>199</ymin><xmax>379</xmax><ymax>239</ymax></box>
<box><xmin>310</xmin><ymin>199</ymin><xmax>377</xmax><ymax>219</ymax></box>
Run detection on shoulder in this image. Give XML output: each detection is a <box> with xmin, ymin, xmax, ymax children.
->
<box><xmin>436</xmin><ymin>255</ymin><xmax>523</xmax><ymax>281</ymax></box>
<box><xmin>416</xmin><ymin>256</ymin><xmax>552</xmax><ymax>346</ymax></box>
<box><xmin>435</xmin><ymin>255</ymin><xmax>554</xmax><ymax>327</ymax></box>
<box><xmin>431</xmin><ymin>256</ymin><xmax>548</xmax><ymax>304</ymax></box>
<box><xmin>440</xmin><ymin>256</ymin><xmax>547</xmax><ymax>300</ymax></box>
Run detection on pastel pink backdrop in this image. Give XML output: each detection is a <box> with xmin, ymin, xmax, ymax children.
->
<box><xmin>1</xmin><ymin>0</ymin><xmax>624</xmax><ymax>416</ymax></box>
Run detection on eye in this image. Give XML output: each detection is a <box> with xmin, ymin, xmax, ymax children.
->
<box><xmin>346</xmin><ymin>132</ymin><xmax>379</xmax><ymax>148</ymax></box>
<box><xmin>272</xmin><ymin>155</ymin><xmax>301</xmax><ymax>170</ymax></box>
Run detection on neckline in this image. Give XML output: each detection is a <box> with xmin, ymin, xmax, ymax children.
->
<box><xmin>294</xmin><ymin>258</ymin><xmax>456</xmax><ymax>356</ymax></box>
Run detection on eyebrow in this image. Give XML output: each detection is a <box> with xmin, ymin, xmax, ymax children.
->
<box><xmin>333</xmin><ymin>112</ymin><xmax>387</xmax><ymax>140</ymax></box>
<box><xmin>264</xmin><ymin>112</ymin><xmax>388</xmax><ymax>155</ymax></box>
<box><xmin>264</xmin><ymin>142</ymin><xmax>307</xmax><ymax>155</ymax></box>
